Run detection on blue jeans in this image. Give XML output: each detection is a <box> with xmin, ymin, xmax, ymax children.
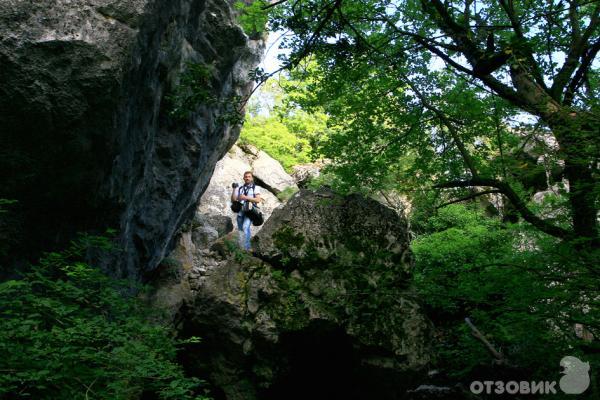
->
<box><xmin>236</xmin><ymin>213</ymin><xmax>252</xmax><ymax>250</ymax></box>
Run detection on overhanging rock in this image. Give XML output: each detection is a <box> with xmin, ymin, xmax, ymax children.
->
<box><xmin>0</xmin><ymin>0</ymin><xmax>264</xmax><ymax>279</ymax></box>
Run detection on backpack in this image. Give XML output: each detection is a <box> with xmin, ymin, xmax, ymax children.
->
<box><xmin>245</xmin><ymin>204</ymin><xmax>264</xmax><ymax>226</ymax></box>
<box><xmin>230</xmin><ymin>201</ymin><xmax>242</xmax><ymax>213</ymax></box>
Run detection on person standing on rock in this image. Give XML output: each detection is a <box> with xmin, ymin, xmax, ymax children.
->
<box><xmin>231</xmin><ymin>171</ymin><xmax>262</xmax><ymax>250</ymax></box>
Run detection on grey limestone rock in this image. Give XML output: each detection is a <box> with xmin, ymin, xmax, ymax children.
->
<box><xmin>0</xmin><ymin>0</ymin><xmax>264</xmax><ymax>279</ymax></box>
<box><xmin>253</xmin><ymin>186</ymin><xmax>414</xmax><ymax>273</ymax></box>
<box><xmin>164</xmin><ymin>188</ymin><xmax>431</xmax><ymax>399</ymax></box>
<box><xmin>193</xmin><ymin>212</ymin><xmax>234</xmax><ymax>238</ymax></box>
<box><xmin>192</xmin><ymin>225</ymin><xmax>219</xmax><ymax>249</ymax></box>
<box><xmin>291</xmin><ymin>161</ymin><xmax>325</xmax><ymax>187</ymax></box>
<box><xmin>250</xmin><ymin>148</ymin><xmax>298</xmax><ymax>194</ymax></box>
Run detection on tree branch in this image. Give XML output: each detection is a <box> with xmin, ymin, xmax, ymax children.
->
<box><xmin>424</xmin><ymin>0</ymin><xmax>482</xmax><ymax>61</ymax></box>
<box><xmin>436</xmin><ymin>190</ymin><xmax>502</xmax><ymax>209</ymax></box>
<box><xmin>402</xmin><ymin>77</ymin><xmax>480</xmax><ymax>177</ymax></box>
<box><xmin>568</xmin><ymin>0</ymin><xmax>582</xmax><ymax>42</ymax></box>
<box><xmin>564</xmin><ymin>39</ymin><xmax>600</xmax><ymax>105</ymax></box>
<box><xmin>262</xmin><ymin>0</ymin><xmax>290</xmax><ymax>10</ymax></box>
<box><xmin>434</xmin><ymin>178</ymin><xmax>572</xmax><ymax>239</ymax></box>
<box><xmin>414</xmin><ymin>1</ymin><xmax>540</xmax><ymax>112</ymax></box>
<box><xmin>285</xmin><ymin>0</ymin><xmax>342</xmax><ymax>70</ymax></box>
<box><xmin>551</xmin><ymin>1</ymin><xmax>600</xmax><ymax>99</ymax></box>
<box><xmin>465</xmin><ymin>317</ymin><xmax>509</xmax><ymax>365</ymax></box>
<box><xmin>498</xmin><ymin>0</ymin><xmax>546</xmax><ymax>87</ymax></box>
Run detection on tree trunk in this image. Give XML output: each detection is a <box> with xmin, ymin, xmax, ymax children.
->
<box><xmin>549</xmin><ymin>113</ymin><xmax>599</xmax><ymax>247</ymax></box>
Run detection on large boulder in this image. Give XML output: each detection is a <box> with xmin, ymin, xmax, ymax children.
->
<box><xmin>189</xmin><ymin>212</ymin><xmax>234</xmax><ymax>249</ymax></box>
<box><xmin>249</xmin><ymin>147</ymin><xmax>298</xmax><ymax>194</ymax></box>
<box><xmin>0</xmin><ymin>0</ymin><xmax>263</xmax><ymax>279</ymax></box>
<box><xmin>193</xmin><ymin>212</ymin><xmax>234</xmax><ymax>238</ymax></box>
<box><xmin>163</xmin><ymin>188</ymin><xmax>431</xmax><ymax>399</ymax></box>
<box><xmin>253</xmin><ymin>187</ymin><xmax>414</xmax><ymax>274</ymax></box>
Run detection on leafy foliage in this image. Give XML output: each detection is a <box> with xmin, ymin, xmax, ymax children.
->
<box><xmin>0</xmin><ymin>198</ymin><xmax>17</xmax><ymax>214</ymax></box>
<box><xmin>234</xmin><ymin>0</ymin><xmax>270</xmax><ymax>36</ymax></box>
<box><xmin>251</xmin><ymin>0</ymin><xmax>600</xmax><ymax>379</ymax></box>
<box><xmin>268</xmin><ymin>0</ymin><xmax>600</xmax><ymax>244</ymax></box>
<box><xmin>276</xmin><ymin>186</ymin><xmax>300</xmax><ymax>202</ymax></box>
<box><xmin>412</xmin><ymin>204</ymin><xmax>599</xmax><ymax>380</ymax></box>
<box><xmin>240</xmin><ymin>115</ymin><xmax>313</xmax><ymax>171</ymax></box>
<box><xmin>240</xmin><ymin>74</ymin><xmax>329</xmax><ymax>171</ymax></box>
<box><xmin>167</xmin><ymin>62</ymin><xmax>243</xmax><ymax>125</ymax></box>
<box><xmin>167</xmin><ymin>62</ymin><xmax>216</xmax><ymax>120</ymax></box>
<box><xmin>0</xmin><ymin>234</ymin><xmax>210</xmax><ymax>399</ymax></box>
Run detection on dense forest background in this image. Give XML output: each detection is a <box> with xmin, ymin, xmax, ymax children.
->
<box><xmin>241</xmin><ymin>67</ymin><xmax>599</xmax><ymax>389</ymax></box>
<box><xmin>240</xmin><ymin>0</ymin><xmax>600</xmax><ymax>394</ymax></box>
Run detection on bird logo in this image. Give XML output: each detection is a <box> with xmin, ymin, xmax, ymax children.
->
<box><xmin>559</xmin><ymin>356</ymin><xmax>590</xmax><ymax>394</ymax></box>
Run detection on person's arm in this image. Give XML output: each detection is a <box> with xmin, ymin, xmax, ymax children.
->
<box><xmin>239</xmin><ymin>194</ymin><xmax>261</xmax><ymax>203</ymax></box>
<box><xmin>249</xmin><ymin>187</ymin><xmax>262</xmax><ymax>203</ymax></box>
<box><xmin>239</xmin><ymin>186</ymin><xmax>262</xmax><ymax>203</ymax></box>
<box><xmin>231</xmin><ymin>186</ymin><xmax>239</xmax><ymax>202</ymax></box>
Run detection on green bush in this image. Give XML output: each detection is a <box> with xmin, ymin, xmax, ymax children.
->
<box><xmin>411</xmin><ymin>204</ymin><xmax>599</xmax><ymax>384</ymax></box>
<box><xmin>167</xmin><ymin>62</ymin><xmax>216</xmax><ymax>121</ymax></box>
<box><xmin>276</xmin><ymin>186</ymin><xmax>299</xmax><ymax>202</ymax></box>
<box><xmin>0</xmin><ymin>234</ymin><xmax>209</xmax><ymax>399</ymax></box>
<box><xmin>166</xmin><ymin>62</ymin><xmax>243</xmax><ymax>125</ymax></box>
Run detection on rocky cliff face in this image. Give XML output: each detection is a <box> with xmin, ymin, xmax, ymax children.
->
<box><xmin>154</xmin><ymin>187</ymin><xmax>431</xmax><ymax>399</ymax></box>
<box><xmin>0</xmin><ymin>0</ymin><xmax>263</xmax><ymax>279</ymax></box>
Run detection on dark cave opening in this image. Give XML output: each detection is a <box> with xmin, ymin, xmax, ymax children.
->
<box><xmin>258</xmin><ymin>320</ymin><xmax>407</xmax><ymax>400</ymax></box>
<box><xmin>176</xmin><ymin>304</ymin><xmax>417</xmax><ymax>400</ymax></box>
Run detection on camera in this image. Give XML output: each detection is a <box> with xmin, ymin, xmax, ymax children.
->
<box><xmin>232</xmin><ymin>182</ymin><xmax>239</xmax><ymax>188</ymax></box>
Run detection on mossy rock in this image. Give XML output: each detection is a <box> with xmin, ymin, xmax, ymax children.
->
<box><xmin>253</xmin><ymin>187</ymin><xmax>412</xmax><ymax>274</ymax></box>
